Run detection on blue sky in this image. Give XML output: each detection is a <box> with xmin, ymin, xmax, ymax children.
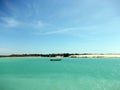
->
<box><xmin>0</xmin><ymin>0</ymin><xmax>120</xmax><ymax>54</ymax></box>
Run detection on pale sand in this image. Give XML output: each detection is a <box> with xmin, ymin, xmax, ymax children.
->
<box><xmin>69</xmin><ymin>54</ymin><xmax>120</xmax><ymax>58</ymax></box>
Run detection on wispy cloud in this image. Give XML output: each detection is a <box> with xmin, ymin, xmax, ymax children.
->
<box><xmin>33</xmin><ymin>25</ymin><xmax>98</xmax><ymax>35</ymax></box>
<box><xmin>0</xmin><ymin>48</ymin><xmax>15</xmax><ymax>55</ymax></box>
<box><xmin>0</xmin><ymin>17</ymin><xmax>19</xmax><ymax>27</ymax></box>
<box><xmin>4</xmin><ymin>0</ymin><xmax>18</xmax><ymax>15</ymax></box>
<box><xmin>0</xmin><ymin>16</ymin><xmax>47</xmax><ymax>29</ymax></box>
<box><xmin>32</xmin><ymin>20</ymin><xmax>46</xmax><ymax>28</ymax></box>
<box><xmin>33</xmin><ymin>27</ymin><xmax>79</xmax><ymax>35</ymax></box>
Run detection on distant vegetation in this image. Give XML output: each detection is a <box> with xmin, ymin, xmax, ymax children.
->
<box><xmin>0</xmin><ymin>53</ymin><xmax>118</xmax><ymax>58</ymax></box>
<box><xmin>0</xmin><ymin>53</ymin><xmax>80</xmax><ymax>58</ymax></box>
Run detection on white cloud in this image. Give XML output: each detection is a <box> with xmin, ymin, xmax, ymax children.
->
<box><xmin>33</xmin><ymin>26</ymin><xmax>98</xmax><ymax>35</ymax></box>
<box><xmin>0</xmin><ymin>17</ymin><xmax>19</xmax><ymax>27</ymax></box>
<box><xmin>33</xmin><ymin>27</ymin><xmax>79</xmax><ymax>35</ymax></box>
<box><xmin>34</xmin><ymin>21</ymin><xmax>45</xmax><ymax>28</ymax></box>
<box><xmin>6</xmin><ymin>19</ymin><xmax>19</xmax><ymax>27</ymax></box>
<box><xmin>0</xmin><ymin>17</ymin><xmax>46</xmax><ymax>28</ymax></box>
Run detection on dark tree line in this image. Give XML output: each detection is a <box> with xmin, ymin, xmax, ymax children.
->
<box><xmin>0</xmin><ymin>53</ymin><xmax>80</xmax><ymax>57</ymax></box>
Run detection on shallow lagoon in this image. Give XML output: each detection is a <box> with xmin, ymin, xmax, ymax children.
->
<box><xmin>0</xmin><ymin>57</ymin><xmax>120</xmax><ymax>90</ymax></box>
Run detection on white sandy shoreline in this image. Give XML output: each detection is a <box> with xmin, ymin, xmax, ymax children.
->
<box><xmin>69</xmin><ymin>54</ymin><xmax>120</xmax><ymax>58</ymax></box>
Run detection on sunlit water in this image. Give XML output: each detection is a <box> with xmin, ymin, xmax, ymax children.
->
<box><xmin>0</xmin><ymin>57</ymin><xmax>120</xmax><ymax>90</ymax></box>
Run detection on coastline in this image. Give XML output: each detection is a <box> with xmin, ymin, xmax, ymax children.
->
<box><xmin>69</xmin><ymin>54</ymin><xmax>120</xmax><ymax>58</ymax></box>
<box><xmin>1</xmin><ymin>54</ymin><xmax>120</xmax><ymax>58</ymax></box>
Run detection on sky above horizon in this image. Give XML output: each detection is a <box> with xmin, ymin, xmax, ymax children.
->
<box><xmin>0</xmin><ymin>0</ymin><xmax>120</xmax><ymax>54</ymax></box>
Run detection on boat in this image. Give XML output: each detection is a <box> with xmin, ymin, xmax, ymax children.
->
<box><xmin>50</xmin><ymin>58</ymin><xmax>62</xmax><ymax>61</ymax></box>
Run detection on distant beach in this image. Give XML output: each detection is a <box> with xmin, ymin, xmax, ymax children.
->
<box><xmin>69</xmin><ymin>54</ymin><xmax>120</xmax><ymax>58</ymax></box>
<box><xmin>1</xmin><ymin>54</ymin><xmax>120</xmax><ymax>58</ymax></box>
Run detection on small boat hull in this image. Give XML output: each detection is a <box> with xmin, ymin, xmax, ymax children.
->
<box><xmin>50</xmin><ymin>58</ymin><xmax>62</xmax><ymax>61</ymax></box>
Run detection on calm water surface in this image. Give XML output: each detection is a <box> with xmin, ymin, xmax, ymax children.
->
<box><xmin>0</xmin><ymin>57</ymin><xmax>120</xmax><ymax>90</ymax></box>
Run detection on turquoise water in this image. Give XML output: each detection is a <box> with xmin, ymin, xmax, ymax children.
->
<box><xmin>0</xmin><ymin>57</ymin><xmax>120</xmax><ymax>90</ymax></box>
